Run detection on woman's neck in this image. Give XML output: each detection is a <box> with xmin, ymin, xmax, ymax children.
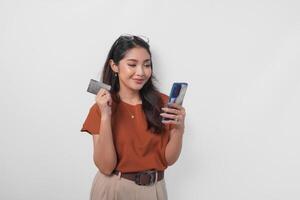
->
<box><xmin>118</xmin><ymin>88</ymin><xmax>142</xmax><ymax>104</ymax></box>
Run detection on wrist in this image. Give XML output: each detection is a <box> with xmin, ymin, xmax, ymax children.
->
<box><xmin>170</xmin><ymin>128</ymin><xmax>184</xmax><ymax>137</ymax></box>
<box><xmin>101</xmin><ymin>115</ymin><xmax>111</xmax><ymax>122</ymax></box>
<box><xmin>173</xmin><ymin>126</ymin><xmax>184</xmax><ymax>134</ymax></box>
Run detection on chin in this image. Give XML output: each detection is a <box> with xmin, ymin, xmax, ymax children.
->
<box><xmin>133</xmin><ymin>85</ymin><xmax>144</xmax><ymax>91</ymax></box>
<box><xmin>130</xmin><ymin>83</ymin><xmax>145</xmax><ymax>91</ymax></box>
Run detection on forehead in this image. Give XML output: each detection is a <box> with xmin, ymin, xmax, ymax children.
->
<box><xmin>123</xmin><ymin>47</ymin><xmax>151</xmax><ymax>61</ymax></box>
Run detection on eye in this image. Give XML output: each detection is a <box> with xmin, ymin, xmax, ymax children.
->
<box><xmin>128</xmin><ymin>64</ymin><xmax>136</xmax><ymax>67</ymax></box>
<box><xmin>144</xmin><ymin>64</ymin><xmax>151</xmax><ymax>67</ymax></box>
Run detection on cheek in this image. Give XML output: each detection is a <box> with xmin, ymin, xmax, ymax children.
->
<box><xmin>145</xmin><ymin>68</ymin><xmax>152</xmax><ymax>77</ymax></box>
<box><xmin>122</xmin><ymin>66</ymin><xmax>135</xmax><ymax>76</ymax></box>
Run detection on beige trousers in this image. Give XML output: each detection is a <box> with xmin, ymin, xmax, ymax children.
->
<box><xmin>89</xmin><ymin>170</ymin><xmax>168</xmax><ymax>200</ymax></box>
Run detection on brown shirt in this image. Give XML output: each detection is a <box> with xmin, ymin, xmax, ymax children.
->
<box><xmin>80</xmin><ymin>93</ymin><xmax>171</xmax><ymax>173</ymax></box>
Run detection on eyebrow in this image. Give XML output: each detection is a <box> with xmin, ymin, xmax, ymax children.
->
<box><xmin>126</xmin><ymin>58</ymin><xmax>151</xmax><ymax>62</ymax></box>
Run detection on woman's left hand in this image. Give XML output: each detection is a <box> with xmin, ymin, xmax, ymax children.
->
<box><xmin>160</xmin><ymin>103</ymin><xmax>186</xmax><ymax>132</ymax></box>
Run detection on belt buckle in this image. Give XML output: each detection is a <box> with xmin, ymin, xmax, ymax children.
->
<box><xmin>135</xmin><ymin>170</ymin><xmax>156</xmax><ymax>186</ymax></box>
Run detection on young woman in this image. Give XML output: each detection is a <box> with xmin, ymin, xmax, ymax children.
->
<box><xmin>81</xmin><ymin>34</ymin><xmax>186</xmax><ymax>200</ymax></box>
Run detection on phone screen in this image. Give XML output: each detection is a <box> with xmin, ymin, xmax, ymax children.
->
<box><xmin>168</xmin><ymin>82</ymin><xmax>188</xmax><ymax>105</ymax></box>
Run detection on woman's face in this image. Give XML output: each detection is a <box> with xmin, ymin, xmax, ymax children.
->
<box><xmin>116</xmin><ymin>47</ymin><xmax>152</xmax><ymax>92</ymax></box>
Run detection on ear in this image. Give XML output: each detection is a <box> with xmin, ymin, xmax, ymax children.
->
<box><xmin>109</xmin><ymin>59</ymin><xmax>119</xmax><ymax>73</ymax></box>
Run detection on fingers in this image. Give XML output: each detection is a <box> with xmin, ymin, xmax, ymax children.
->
<box><xmin>160</xmin><ymin>112</ymin><xmax>177</xmax><ymax>120</ymax></box>
<box><xmin>95</xmin><ymin>88</ymin><xmax>112</xmax><ymax>105</ymax></box>
<box><xmin>161</xmin><ymin>107</ymin><xmax>180</xmax><ymax>115</ymax></box>
<box><xmin>160</xmin><ymin>112</ymin><xmax>184</xmax><ymax>120</ymax></box>
<box><xmin>97</xmin><ymin>88</ymin><xmax>109</xmax><ymax>97</ymax></box>
<box><xmin>162</xmin><ymin>103</ymin><xmax>186</xmax><ymax>115</ymax></box>
<box><xmin>161</xmin><ymin>115</ymin><xmax>183</xmax><ymax>125</ymax></box>
<box><xmin>161</xmin><ymin>103</ymin><xmax>186</xmax><ymax>126</ymax></box>
<box><xmin>107</xmin><ymin>97</ymin><xmax>112</xmax><ymax>106</ymax></box>
<box><xmin>95</xmin><ymin>89</ymin><xmax>112</xmax><ymax>117</ymax></box>
<box><xmin>96</xmin><ymin>88</ymin><xmax>110</xmax><ymax>98</ymax></box>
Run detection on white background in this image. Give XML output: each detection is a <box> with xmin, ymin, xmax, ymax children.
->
<box><xmin>1</xmin><ymin>0</ymin><xmax>300</xmax><ymax>199</ymax></box>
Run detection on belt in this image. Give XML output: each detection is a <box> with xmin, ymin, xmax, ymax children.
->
<box><xmin>112</xmin><ymin>169</ymin><xmax>164</xmax><ymax>186</ymax></box>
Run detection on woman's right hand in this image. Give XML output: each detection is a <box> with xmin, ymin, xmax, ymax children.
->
<box><xmin>95</xmin><ymin>88</ymin><xmax>112</xmax><ymax>119</ymax></box>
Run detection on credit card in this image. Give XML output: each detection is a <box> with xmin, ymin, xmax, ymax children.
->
<box><xmin>87</xmin><ymin>79</ymin><xmax>111</xmax><ymax>95</ymax></box>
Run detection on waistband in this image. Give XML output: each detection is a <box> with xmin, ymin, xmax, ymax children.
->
<box><xmin>112</xmin><ymin>169</ymin><xmax>164</xmax><ymax>186</ymax></box>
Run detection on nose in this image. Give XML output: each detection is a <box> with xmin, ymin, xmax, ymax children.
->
<box><xmin>136</xmin><ymin>65</ymin><xmax>146</xmax><ymax>76</ymax></box>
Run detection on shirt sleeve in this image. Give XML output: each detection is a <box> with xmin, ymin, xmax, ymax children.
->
<box><xmin>80</xmin><ymin>103</ymin><xmax>101</xmax><ymax>135</ymax></box>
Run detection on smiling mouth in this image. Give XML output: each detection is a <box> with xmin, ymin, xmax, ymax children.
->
<box><xmin>133</xmin><ymin>79</ymin><xmax>145</xmax><ymax>81</ymax></box>
<box><xmin>133</xmin><ymin>79</ymin><xmax>145</xmax><ymax>84</ymax></box>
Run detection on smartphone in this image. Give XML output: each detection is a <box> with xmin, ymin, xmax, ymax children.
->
<box><xmin>87</xmin><ymin>79</ymin><xmax>111</xmax><ymax>95</ymax></box>
<box><xmin>162</xmin><ymin>82</ymin><xmax>188</xmax><ymax>121</ymax></box>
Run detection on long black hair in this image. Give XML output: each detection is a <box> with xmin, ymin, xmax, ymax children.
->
<box><xmin>101</xmin><ymin>35</ymin><xmax>165</xmax><ymax>134</ymax></box>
